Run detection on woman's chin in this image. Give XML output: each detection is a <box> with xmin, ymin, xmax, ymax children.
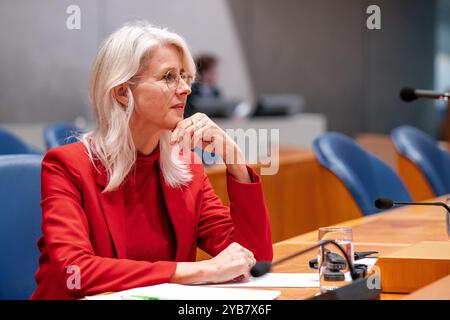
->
<box><xmin>165</xmin><ymin>118</ymin><xmax>183</xmax><ymax>131</ymax></box>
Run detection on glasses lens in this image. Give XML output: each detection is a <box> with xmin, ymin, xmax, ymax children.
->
<box><xmin>164</xmin><ymin>71</ymin><xmax>193</xmax><ymax>89</ymax></box>
<box><xmin>162</xmin><ymin>70</ymin><xmax>176</xmax><ymax>89</ymax></box>
<box><xmin>181</xmin><ymin>74</ymin><xmax>193</xmax><ymax>87</ymax></box>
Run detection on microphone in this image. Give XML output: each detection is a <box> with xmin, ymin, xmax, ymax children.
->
<box><xmin>374</xmin><ymin>197</ymin><xmax>450</xmax><ymax>213</ymax></box>
<box><xmin>251</xmin><ymin>239</ymin><xmax>383</xmax><ymax>300</ymax></box>
<box><xmin>400</xmin><ymin>87</ymin><xmax>450</xmax><ymax>102</ymax></box>
<box><xmin>250</xmin><ymin>239</ymin><xmax>360</xmax><ymax>280</ymax></box>
<box><xmin>375</xmin><ymin>197</ymin><xmax>450</xmax><ymax>239</ymax></box>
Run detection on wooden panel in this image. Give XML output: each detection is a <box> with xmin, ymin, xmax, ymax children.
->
<box><xmin>356</xmin><ymin>133</ymin><xmax>398</xmax><ymax>172</ymax></box>
<box><xmin>405</xmin><ymin>275</ymin><xmax>450</xmax><ymax>300</ymax></box>
<box><xmin>313</xmin><ymin>166</ymin><xmax>362</xmax><ymax>227</ymax></box>
<box><xmin>205</xmin><ymin>146</ymin><xmax>362</xmax><ymax>243</ymax></box>
<box><xmin>376</xmin><ymin>241</ymin><xmax>450</xmax><ymax>293</ymax></box>
<box><xmin>396</xmin><ymin>153</ymin><xmax>436</xmax><ymax>201</ymax></box>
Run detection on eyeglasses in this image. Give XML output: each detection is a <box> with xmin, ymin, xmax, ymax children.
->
<box><xmin>162</xmin><ymin>69</ymin><xmax>194</xmax><ymax>90</ymax></box>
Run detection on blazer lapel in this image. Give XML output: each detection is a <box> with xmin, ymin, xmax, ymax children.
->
<box><xmin>95</xmin><ymin>166</ymin><xmax>127</xmax><ymax>259</ymax></box>
<box><xmin>159</xmin><ymin>169</ymin><xmax>197</xmax><ymax>262</ymax></box>
<box><xmin>93</xmin><ymin>157</ymin><xmax>196</xmax><ymax>262</ymax></box>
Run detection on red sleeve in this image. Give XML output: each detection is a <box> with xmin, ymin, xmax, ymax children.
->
<box><xmin>196</xmin><ymin>165</ymin><xmax>273</xmax><ymax>261</ymax></box>
<box><xmin>40</xmin><ymin>150</ymin><xmax>177</xmax><ymax>299</ymax></box>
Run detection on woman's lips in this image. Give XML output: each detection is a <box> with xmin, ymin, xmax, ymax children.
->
<box><xmin>171</xmin><ymin>103</ymin><xmax>185</xmax><ymax>109</ymax></box>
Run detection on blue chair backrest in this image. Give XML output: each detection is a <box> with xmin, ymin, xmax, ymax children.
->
<box><xmin>0</xmin><ymin>128</ymin><xmax>42</xmax><ymax>155</ymax></box>
<box><xmin>44</xmin><ymin>123</ymin><xmax>82</xmax><ymax>150</ymax></box>
<box><xmin>313</xmin><ymin>132</ymin><xmax>412</xmax><ymax>215</ymax></box>
<box><xmin>391</xmin><ymin>125</ymin><xmax>450</xmax><ymax>196</ymax></box>
<box><xmin>0</xmin><ymin>154</ymin><xmax>43</xmax><ymax>299</ymax></box>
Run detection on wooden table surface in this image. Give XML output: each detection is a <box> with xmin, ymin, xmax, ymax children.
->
<box><xmin>237</xmin><ymin>195</ymin><xmax>450</xmax><ymax>300</ymax></box>
<box><xmin>90</xmin><ymin>196</ymin><xmax>448</xmax><ymax>300</ymax></box>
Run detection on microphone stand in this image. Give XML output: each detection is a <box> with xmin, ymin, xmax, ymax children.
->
<box><xmin>375</xmin><ymin>198</ymin><xmax>450</xmax><ymax>240</ymax></box>
<box><xmin>251</xmin><ymin>240</ymin><xmax>381</xmax><ymax>300</ymax></box>
<box><xmin>391</xmin><ymin>201</ymin><xmax>450</xmax><ymax>212</ymax></box>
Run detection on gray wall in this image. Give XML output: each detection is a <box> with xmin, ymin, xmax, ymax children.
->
<box><xmin>0</xmin><ymin>0</ymin><xmax>440</xmax><ymax>137</ymax></box>
<box><xmin>0</xmin><ymin>0</ymin><xmax>100</xmax><ymax>123</ymax></box>
<box><xmin>228</xmin><ymin>0</ymin><xmax>437</xmax><ymax>135</ymax></box>
<box><xmin>0</xmin><ymin>0</ymin><xmax>254</xmax><ymax>123</ymax></box>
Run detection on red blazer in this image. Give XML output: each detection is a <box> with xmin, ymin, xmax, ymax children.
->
<box><xmin>31</xmin><ymin>142</ymin><xmax>273</xmax><ymax>299</ymax></box>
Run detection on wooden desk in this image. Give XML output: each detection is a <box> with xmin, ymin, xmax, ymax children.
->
<box><xmin>90</xmin><ymin>196</ymin><xmax>448</xmax><ymax>300</ymax></box>
<box><xmin>265</xmin><ymin>195</ymin><xmax>450</xmax><ymax>299</ymax></box>
<box><xmin>205</xmin><ymin>146</ymin><xmax>362</xmax><ymax>243</ymax></box>
<box><xmin>405</xmin><ymin>275</ymin><xmax>450</xmax><ymax>300</ymax></box>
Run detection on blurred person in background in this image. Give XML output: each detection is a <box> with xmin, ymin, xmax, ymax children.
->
<box><xmin>185</xmin><ymin>54</ymin><xmax>222</xmax><ymax>117</ymax></box>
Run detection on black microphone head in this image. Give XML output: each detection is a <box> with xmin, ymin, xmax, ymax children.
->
<box><xmin>374</xmin><ymin>198</ymin><xmax>394</xmax><ymax>210</ymax></box>
<box><xmin>400</xmin><ymin>87</ymin><xmax>417</xmax><ymax>102</ymax></box>
<box><xmin>250</xmin><ymin>261</ymin><xmax>272</xmax><ymax>277</ymax></box>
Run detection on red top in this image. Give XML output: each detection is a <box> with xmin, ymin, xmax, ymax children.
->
<box><xmin>31</xmin><ymin>142</ymin><xmax>273</xmax><ymax>300</ymax></box>
<box><xmin>123</xmin><ymin>148</ymin><xmax>176</xmax><ymax>262</ymax></box>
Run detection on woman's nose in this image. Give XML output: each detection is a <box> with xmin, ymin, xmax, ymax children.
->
<box><xmin>176</xmin><ymin>79</ymin><xmax>192</xmax><ymax>96</ymax></box>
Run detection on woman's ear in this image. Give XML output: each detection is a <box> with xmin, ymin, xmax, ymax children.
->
<box><xmin>112</xmin><ymin>83</ymin><xmax>129</xmax><ymax>108</ymax></box>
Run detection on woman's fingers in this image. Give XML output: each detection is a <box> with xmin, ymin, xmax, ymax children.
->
<box><xmin>241</xmin><ymin>247</ymin><xmax>256</xmax><ymax>266</ymax></box>
<box><xmin>207</xmin><ymin>242</ymin><xmax>257</xmax><ymax>283</ymax></box>
<box><xmin>225</xmin><ymin>243</ymin><xmax>256</xmax><ymax>268</ymax></box>
<box><xmin>170</xmin><ymin>113</ymin><xmax>206</xmax><ymax>143</ymax></box>
<box><xmin>229</xmin><ymin>242</ymin><xmax>255</xmax><ymax>259</ymax></box>
<box><xmin>226</xmin><ymin>257</ymin><xmax>252</xmax><ymax>279</ymax></box>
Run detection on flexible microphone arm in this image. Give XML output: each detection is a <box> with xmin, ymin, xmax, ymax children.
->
<box><xmin>251</xmin><ymin>239</ymin><xmax>359</xmax><ymax>280</ymax></box>
<box><xmin>375</xmin><ymin>197</ymin><xmax>450</xmax><ymax>213</ymax></box>
<box><xmin>374</xmin><ymin>198</ymin><xmax>450</xmax><ymax>239</ymax></box>
<box><xmin>393</xmin><ymin>201</ymin><xmax>450</xmax><ymax>212</ymax></box>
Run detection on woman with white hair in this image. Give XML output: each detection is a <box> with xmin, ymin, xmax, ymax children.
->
<box><xmin>31</xmin><ymin>21</ymin><xmax>272</xmax><ymax>300</ymax></box>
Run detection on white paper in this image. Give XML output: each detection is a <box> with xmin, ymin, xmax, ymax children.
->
<box><xmin>85</xmin><ymin>283</ymin><xmax>281</xmax><ymax>300</ymax></box>
<box><xmin>208</xmin><ymin>273</ymin><xmax>320</xmax><ymax>288</ymax></box>
<box><xmin>207</xmin><ymin>259</ymin><xmax>378</xmax><ymax>288</ymax></box>
<box><xmin>85</xmin><ymin>260</ymin><xmax>378</xmax><ymax>299</ymax></box>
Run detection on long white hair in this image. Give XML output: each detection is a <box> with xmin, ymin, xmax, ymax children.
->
<box><xmin>82</xmin><ymin>21</ymin><xmax>195</xmax><ymax>192</ymax></box>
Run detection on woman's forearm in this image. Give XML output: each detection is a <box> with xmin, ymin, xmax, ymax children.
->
<box><xmin>222</xmin><ymin>140</ymin><xmax>251</xmax><ymax>183</ymax></box>
<box><xmin>171</xmin><ymin>243</ymin><xmax>256</xmax><ymax>285</ymax></box>
<box><xmin>171</xmin><ymin>260</ymin><xmax>212</xmax><ymax>284</ymax></box>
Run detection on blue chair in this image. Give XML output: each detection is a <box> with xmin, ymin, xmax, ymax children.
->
<box><xmin>391</xmin><ymin>125</ymin><xmax>450</xmax><ymax>196</ymax></box>
<box><xmin>0</xmin><ymin>154</ymin><xmax>43</xmax><ymax>299</ymax></box>
<box><xmin>43</xmin><ymin>123</ymin><xmax>83</xmax><ymax>150</ymax></box>
<box><xmin>0</xmin><ymin>128</ymin><xmax>42</xmax><ymax>155</ymax></box>
<box><xmin>313</xmin><ymin>132</ymin><xmax>412</xmax><ymax>215</ymax></box>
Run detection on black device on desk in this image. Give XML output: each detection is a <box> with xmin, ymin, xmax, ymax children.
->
<box><xmin>308</xmin><ymin>250</ymin><xmax>378</xmax><ymax>269</ymax></box>
<box><xmin>308</xmin><ymin>250</ymin><xmax>378</xmax><ymax>281</ymax></box>
<box><xmin>251</xmin><ymin>240</ymin><xmax>382</xmax><ymax>300</ymax></box>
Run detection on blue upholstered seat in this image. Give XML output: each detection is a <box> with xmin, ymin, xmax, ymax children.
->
<box><xmin>0</xmin><ymin>154</ymin><xmax>43</xmax><ymax>299</ymax></box>
<box><xmin>43</xmin><ymin>123</ymin><xmax>83</xmax><ymax>150</ymax></box>
<box><xmin>0</xmin><ymin>127</ymin><xmax>42</xmax><ymax>155</ymax></box>
<box><xmin>391</xmin><ymin>125</ymin><xmax>450</xmax><ymax>196</ymax></box>
<box><xmin>313</xmin><ymin>132</ymin><xmax>412</xmax><ymax>215</ymax></box>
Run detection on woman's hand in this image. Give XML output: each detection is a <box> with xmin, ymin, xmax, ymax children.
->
<box><xmin>171</xmin><ymin>242</ymin><xmax>256</xmax><ymax>284</ymax></box>
<box><xmin>170</xmin><ymin>113</ymin><xmax>251</xmax><ymax>183</ymax></box>
<box><xmin>202</xmin><ymin>242</ymin><xmax>257</xmax><ymax>283</ymax></box>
